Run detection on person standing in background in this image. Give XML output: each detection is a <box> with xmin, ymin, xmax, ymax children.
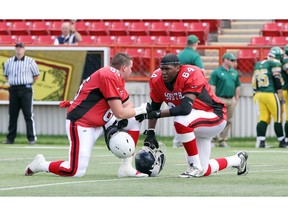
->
<box><xmin>252</xmin><ymin>46</ymin><xmax>287</xmax><ymax>148</ymax></box>
<box><xmin>177</xmin><ymin>34</ymin><xmax>204</xmax><ymax>69</ymax></box>
<box><xmin>209</xmin><ymin>52</ymin><xmax>241</xmax><ymax>147</ymax></box>
<box><xmin>54</xmin><ymin>21</ymin><xmax>82</xmax><ymax>45</ymax></box>
<box><xmin>173</xmin><ymin>34</ymin><xmax>205</xmax><ymax>148</ymax></box>
<box><xmin>281</xmin><ymin>45</ymin><xmax>288</xmax><ymax>144</ymax></box>
<box><xmin>2</xmin><ymin>42</ymin><xmax>40</xmax><ymax>144</ymax></box>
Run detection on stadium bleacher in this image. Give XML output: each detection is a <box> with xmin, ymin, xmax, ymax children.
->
<box><xmin>1</xmin><ymin>19</ymin><xmax>286</xmax><ymax>80</ymax></box>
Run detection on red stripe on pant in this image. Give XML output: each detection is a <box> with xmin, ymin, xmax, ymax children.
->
<box><xmin>49</xmin><ymin>121</ymin><xmax>80</xmax><ymax>176</ymax></box>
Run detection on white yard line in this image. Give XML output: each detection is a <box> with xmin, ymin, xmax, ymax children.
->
<box><xmin>0</xmin><ymin>176</ymin><xmax>167</xmax><ymax>191</ymax></box>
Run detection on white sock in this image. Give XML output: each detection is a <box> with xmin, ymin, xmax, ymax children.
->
<box><xmin>187</xmin><ymin>154</ymin><xmax>202</xmax><ymax>168</ymax></box>
<box><xmin>225</xmin><ymin>155</ymin><xmax>241</xmax><ymax>167</ymax></box>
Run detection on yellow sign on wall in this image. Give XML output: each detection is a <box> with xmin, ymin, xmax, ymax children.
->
<box><xmin>0</xmin><ymin>55</ymin><xmax>72</xmax><ymax>101</ymax></box>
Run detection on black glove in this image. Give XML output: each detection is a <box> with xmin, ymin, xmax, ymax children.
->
<box><xmin>104</xmin><ymin>120</ymin><xmax>128</xmax><ymax>150</ymax></box>
<box><xmin>143</xmin><ymin>129</ymin><xmax>159</xmax><ymax>149</ymax></box>
<box><xmin>135</xmin><ymin>102</ymin><xmax>152</xmax><ymax>122</ymax></box>
<box><xmin>135</xmin><ymin>114</ymin><xmax>148</xmax><ymax>122</ymax></box>
<box><xmin>136</xmin><ymin>109</ymin><xmax>161</xmax><ymax>122</ymax></box>
<box><xmin>117</xmin><ymin>119</ymin><xmax>128</xmax><ymax>129</ymax></box>
<box><xmin>148</xmin><ymin>110</ymin><xmax>161</xmax><ymax>119</ymax></box>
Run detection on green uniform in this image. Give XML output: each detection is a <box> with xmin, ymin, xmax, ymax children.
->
<box><xmin>177</xmin><ymin>47</ymin><xmax>204</xmax><ymax>69</ymax></box>
<box><xmin>281</xmin><ymin>57</ymin><xmax>288</xmax><ymax>90</ymax></box>
<box><xmin>281</xmin><ymin>57</ymin><xmax>288</xmax><ymax>140</ymax></box>
<box><xmin>252</xmin><ymin>58</ymin><xmax>284</xmax><ymax>145</ymax></box>
<box><xmin>209</xmin><ymin>66</ymin><xmax>241</xmax><ymax>98</ymax></box>
<box><xmin>253</xmin><ymin>59</ymin><xmax>282</xmax><ymax>93</ymax></box>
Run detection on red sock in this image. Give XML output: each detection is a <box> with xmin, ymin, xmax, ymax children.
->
<box><xmin>204</xmin><ymin>165</ymin><xmax>212</xmax><ymax>176</ymax></box>
<box><xmin>48</xmin><ymin>160</ymin><xmax>65</xmax><ymax>175</ymax></box>
<box><xmin>174</xmin><ymin>122</ymin><xmax>197</xmax><ymax>156</ymax></box>
<box><xmin>127</xmin><ymin>130</ymin><xmax>140</xmax><ymax>147</ymax></box>
<box><xmin>183</xmin><ymin>139</ymin><xmax>198</xmax><ymax>156</ymax></box>
<box><xmin>215</xmin><ymin>158</ymin><xmax>228</xmax><ymax>171</ymax></box>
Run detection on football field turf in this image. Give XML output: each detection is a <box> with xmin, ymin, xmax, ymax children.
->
<box><xmin>0</xmin><ymin>135</ymin><xmax>287</xmax><ymax>215</ymax></box>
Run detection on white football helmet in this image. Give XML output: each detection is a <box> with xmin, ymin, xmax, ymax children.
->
<box><xmin>109</xmin><ymin>131</ymin><xmax>135</xmax><ymax>158</ymax></box>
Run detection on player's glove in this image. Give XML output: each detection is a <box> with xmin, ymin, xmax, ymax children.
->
<box><xmin>135</xmin><ymin>102</ymin><xmax>152</xmax><ymax>122</ymax></box>
<box><xmin>280</xmin><ymin>98</ymin><xmax>286</xmax><ymax>105</ymax></box>
<box><xmin>135</xmin><ymin>110</ymin><xmax>161</xmax><ymax>122</ymax></box>
<box><xmin>143</xmin><ymin>129</ymin><xmax>159</xmax><ymax>149</ymax></box>
<box><xmin>134</xmin><ymin>102</ymin><xmax>152</xmax><ymax>116</ymax></box>
<box><xmin>148</xmin><ymin>110</ymin><xmax>161</xmax><ymax>119</ymax></box>
<box><xmin>135</xmin><ymin>114</ymin><xmax>148</xmax><ymax>122</ymax></box>
<box><xmin>117</xmin><ymin>119</ymin><xmax>128</xmax><ymax>130</ymax></box>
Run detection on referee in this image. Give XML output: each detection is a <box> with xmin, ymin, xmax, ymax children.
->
<box><xmin>2</xmin><ymin>42</ymin><xmax>40</xmax><ymax>144</ymax></box>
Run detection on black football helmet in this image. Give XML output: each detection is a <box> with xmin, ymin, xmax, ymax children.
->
<box><xmin>135</xmin><ymin>143</ymin><xmax>166</xmax><ymax>177</ymax></box>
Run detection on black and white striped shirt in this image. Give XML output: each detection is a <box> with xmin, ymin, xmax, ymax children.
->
<box><xmin>4</xmin><ymin>56</ymin><xmax>40</xmax><ymax>86</ymax></box>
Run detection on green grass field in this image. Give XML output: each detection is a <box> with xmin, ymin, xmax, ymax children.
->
<box><xmin>1</xmin><ymin>134</ymin><xmax>287</xmax><ymax>215</ymax></box>
<box><xmin>1</xmin><ymin>134</ymin><xmax>288</xmax><ymax>197</ymax></box>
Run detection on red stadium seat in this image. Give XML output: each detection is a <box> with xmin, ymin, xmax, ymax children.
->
<box><xmin>237</xmin><ymin>49</ymin><xmax>259</xmax><ymax>73</ymax></box>
<box><xmin>36</xmin><ymin>35</ymin><xmax>56</xmax><ymax>45</ymax></box>
<box><xmin>154</xmin><ymin>36</ymin><xmax>176</xmax><ymax>45</ymax></box>
<box><xmin>17</xmin><ymin>35</ymin><xmax>38</xmax><ymax>44</ymax></box>
<box><xmin>49</xmin><ymin>21</ymin><xmax>63</xmax><ymax>36</ymax></box>
<box><xmin>170</xmin><ymin>48</ymin><xmax>182</xmax><ymax>55</ymax></box>
<box><xmin>78</xmin><ymin>35</ymin><xmax>97</xmax><ymax>45</ymax></box>
<box><xmin>261</xmin><ymin>22</ymin><xmax>283</xmax><ymax>37</ymax></box>
<box><xmin>169</xmin><ymin>22</ymin><xmax>189</xmax><ymax>36</ymax></box>
<box><xmin>95</xmin><ymin>36</ymin><xmax>117</xmax><ymax>45</ymax></box>
<box><xmin>275</xmin><ymin>19</ymin><xmax>288</xmax><ymax>23</ymax></box>
<box><xmin>74</xmin><ymin>21</ymin><xmax>91</xmax><ymax>36</ymax></box>
<box><xmin>115</xmin><ymin>36</ymin><xmax>137</xmax><ymax>45</ymax></box>
<box><xmin>124</xmin><ymin>48</ymin><xmax>144</xmax><ymax>57</ymax></box>
<box><xmin>109</xmin><ymin>21</ymin><xmax>130</xmax><ymax>36</ymax></box>
<box><xmin>199</xmin><ymin>19</ymin><xmax>221</xmax><ymax>33</ymax></box>
<box><xmin>186</xmin><ymin>22</ymin><xmax>210</xmax><ymax>45</ymax></box>
<box><xmin>128</xmin><ymin>21</ymin><xmax>150</xmax><ymax>36</ymax></box>
<box><xmin>0</xmin><ymin>35</ymin><xmax>17</xmax><ymax>44</ymax></box>
<box><xmin>262</xmin><ymin>49</ymin><xmax>270</xmax><ymax>59</ymax></box>
<box><xmin>174</xmin><ymin>36</ymin><xmax>187</xmax><ymax>46</ymax></box>
<box><xmin>135</xmin><ymin>35</ymin><xmax>157</xmax><ymax>45</ymax></box>
<box><xmin>89</xmin><ymin>21</ymin><xmax>110</xmax><ymax>36</ymax></box>
<box><xmin>123</xmin><ymin>48</ymin><xmax>145</xmax><ymax>74</ymax></box>
<box><xmin>10</xmin><ymin>21</ymin><xmax>32</xmax><ymax>35</ymax></box>
<box><xmin>249</xmin><ymin>36</ymin><xmax>271</xmax><ymax>46</ymax></box>
<box><xmin>281</xmin><ymin>23</ymin><xmax>288</xmax><ymax>36</ymax></box>
<box><xmin>0</xmin><ymin>21</ymin><xmax>12</xmax><ymax>35</ymax></box>
<box><xmin>270</xmin><ymin>36</ymin><xmax>288</xmax><ymax>46</ymax></box>
<box><xmin>142</xmin><ymin>48</ymin><xmax>168</xmax><ymax>70</ymax></box>
<box><xmin>30</xmin><ymin>21</ymin><xmax>51</xmax><ymax>36</ymax></box>
<box><xmin>149</xmin><ymin>21</ymin><xmax>171</xmax><ymax>36</ymax></box>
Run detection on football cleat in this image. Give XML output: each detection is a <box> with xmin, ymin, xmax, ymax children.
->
<box><xmin>256</xmin><ymin>140</ymin><xmax>273</xmax><ymax>148</ymax></box>
<box><xmin>233</xmin><ymin>151</ymin><xmax>249</xmax><ymax>176</ymax></box>
<box><xmin>118</xmin><ymin>167</ymin><xmax>148</xmax><ymax>178</ymax></box>
<box><xmin>279</xmin><ymin>139</ymin><xmax>288</xmax><ymax>148</ymax></box>
<box><xmin>24</xmin><ymin>154</ymin><xmax>45</xmax><ymax>176</ymax></box>
<box><xmin>179</xmin><ymin>164</ymin><xmax>204</xmax><ymax>178</ymax></box>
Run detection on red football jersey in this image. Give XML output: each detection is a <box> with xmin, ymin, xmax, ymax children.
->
<box><xmin>150</xmin><ymin>65</ymin><xmax>227</xmax><ymax>119</ymax></box>
<box><xmin>67</xmin><ymin>66</ymin><xmax>129</xmax><ymax>127</ymax></box>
